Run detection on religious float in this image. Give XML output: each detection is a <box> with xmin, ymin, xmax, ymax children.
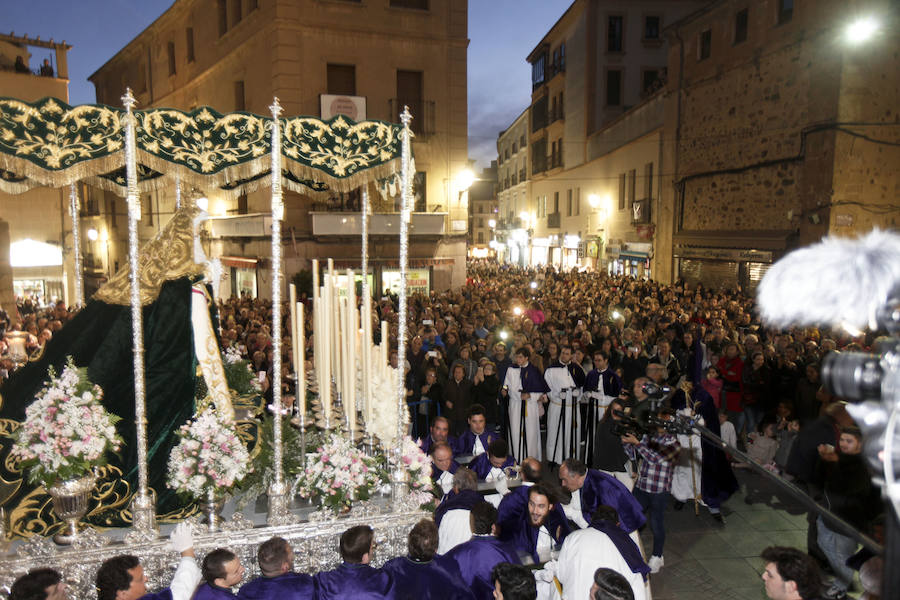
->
<box><xmin>0</xmin><ymin>93</ymin><xmax>428</xmax><ymax>597</ymax></box>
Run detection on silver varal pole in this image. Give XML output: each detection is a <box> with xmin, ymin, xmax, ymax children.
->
<box><xmin>392</xmin><ymin>106</ymin><xmax>413</xmax><ymax>507</ymax></box>
<box><xmin>122</xmin><ymin>89</ymin><xmax>157</xmax><ymax>535</ymax></box>
<box><xmin>361</xmin><ymin>187</ymin><xmax>373</xmax><ymax>451</ymax></box>
<box><xmin>174</xmin><ymin>176</ymin><xmax>182</xmax><ymax>211</ymax></box>
<box><xmin>267</xmin><ymin>98</ymin><xmax>290</xmax><ymax>525</ymax></box>
<box><xmin>69</xmin><ymin>183</ymin><xmax>84</xmax><ymax>307</ymax></box>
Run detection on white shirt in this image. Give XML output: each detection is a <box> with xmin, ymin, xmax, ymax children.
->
<box><xmin>437</xmin><ymin>509</ymin><xmax>472</xmax><ymax>555</ymax></box>
<box><xmin>536</xmin><ymin>525</ymin><xmax>553</xmax><ymax>563</ymax></box>
<box><xmin>169</xmin><ymin>556</ymin><xmax>202</xmax><ymax>600</ymax></box>
<box><xmin>556</xmin><ymin>528</ymin><xmax>646</xmax><ymax>600</ymax></box>
<box><xmin>562</xmin><ymin>488</ymin><xmax>588</xmax><ymax>529</ymax></box>
<box><xmin>437</xmin><ymin>470</ymin><xmax>454</xmax><ymax>495</ymax></box>
<box><xmin>473</xmin><ymin>435</ymin><xmax>485</xmax><ymax>456</ymax></box>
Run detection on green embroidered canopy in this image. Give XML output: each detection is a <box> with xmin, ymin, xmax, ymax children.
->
<box><xmin>0</xmin><ymin>97</ymin><xmax>403</xmax><ymax>197</ymax></box>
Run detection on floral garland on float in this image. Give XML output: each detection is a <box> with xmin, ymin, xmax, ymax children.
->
<box><xmin>387</xmin><ymin>436</ymin><xmax>437</xmax><ymax>511</ymax></box>
<box><xmin>7</xmin><ymin>357</ymin><xmax>122</xmax><ymax>544</ymax></box>
<box><xmin>295</xmin><ymin>433</ymin><xmax>383</xmax><ymax>513</ymax></box>
<box><xmin>166</xmin><ymin>406</ymin><xmax>251</xmax><ymax>530</ymax></box>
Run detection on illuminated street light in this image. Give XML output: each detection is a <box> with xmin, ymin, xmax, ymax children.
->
<box><xmin>87</xmin><ymin>228</ymin><xmax>99</xmax><ymax>241</ymax></box>
<box><xmin>488</xmin><ymin>219</ymin><xmax>496</xmax><ymax>228</ymax></box>
<box><xmin>456</xmin><ymin>168</ymin><xmax>475</xmax><ymax>192</ymax></box>
<box><xmin>196</xmin><ymin>196</ymin><xmax>209</xmax><ymax>211</ymax></box>
<box><xmin>588</xmin><ymin>194</ymin><xmax>600</xmax><ymax>209</ymax></box>
<box><xmin>845</xmin><ymin>17</ymin><xmax>879</xmax><ymax>45</ymax></box>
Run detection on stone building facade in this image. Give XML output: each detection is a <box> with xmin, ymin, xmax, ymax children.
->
<box><xmin>0</xmin><ymin>34</ymin><xmax>72</xmax><ymax>310</ymax></box>
<box><xmin>89</xmin><ymin>0</ymin><xmax>469</xmax><ymax>295</ymax></box>
<box><xmin>656</xmin><ymin>0</ymin><xmax>899</xmax><ymax>289</ymax></box>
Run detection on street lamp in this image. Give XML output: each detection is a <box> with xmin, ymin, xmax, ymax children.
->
<box><xmin>845</xmin><ymin>16</ymin><xmax>880</xmax><ymax>45</ymax></box>
<box><xmin>86</xmin><ymin>228</ymin><xmax>99</xmax><ymax>241</ymax></box>
<box><xmin>456</xmin><ymin>168</ymin><xmax>475</xmax><ymax>193</ymax></box>
<box><xmin>488</xmin><ymin>219</ymin><xmax>496</xmax><ymax>229</ymax></box>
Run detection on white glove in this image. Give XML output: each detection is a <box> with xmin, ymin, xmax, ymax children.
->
<box><xmin>168</xmin><ymin>521</ymin><xmax>194</xmax><ymax>554</ymax></box>
<box><xmin>494</xmin><ymin>474</ymin><xmax>510</xmax><ymax>496</ymax></box>
<box><xmin>542</xmin><ymin>560</ymin><xmax>558</xmax><ymax>578</ymax></box>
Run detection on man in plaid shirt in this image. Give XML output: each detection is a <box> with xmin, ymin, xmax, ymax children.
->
<box><xmin>623</xmin><ymin>405</ymin><xmax>681</xmax><ymax>574</ymax></box>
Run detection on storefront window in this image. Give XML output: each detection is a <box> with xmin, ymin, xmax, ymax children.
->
<box><xmin>382</xmin><ymin>268</ymin><xmax>430</xmax><ymax>295</ymax></box>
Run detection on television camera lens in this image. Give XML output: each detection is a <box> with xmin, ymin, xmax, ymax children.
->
<box><xmin>821</xmin><ymin>351</ymin><xmax>882</xmax><ymax>401</ymax></box>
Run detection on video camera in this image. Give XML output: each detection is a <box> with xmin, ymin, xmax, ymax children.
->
<box><xmin>611</xmin><ymin>381</ymin><xmax>678</xmax><ymax>437</ymax></box>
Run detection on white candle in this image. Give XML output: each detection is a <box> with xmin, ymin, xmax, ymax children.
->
<box><xmin>381</xmin><ymin>320</ymin><xmax>389</xmax><ymax>374</ymax></box>
<box><xmin>297</xmin><ymin>301</ymin><xmax>306</xmax><ymax>418</ymax></box>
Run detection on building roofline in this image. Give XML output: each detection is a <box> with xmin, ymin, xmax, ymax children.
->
<box><xmin>526</xmin><ymin>0</ymin><xmax>579</xmax><ymax>63</ymax></box>
<box><xmin>88</xmin><ymin>0</ymin><xmax>179</xmax><ymax>82</ymax></box>
<box><xmin>0</xmin><ymin>33</ymin><xmax>71</xmax><ymax>50</ymax></box>
<box><xmin>498</xmin><ymin>105</ymin><xmax>530</xmax><ymax>138</ymax></box>
<box><xmin>662</xmin><ymin>0</ymin><xmax>726</xmax><ymax>36</ymax></box>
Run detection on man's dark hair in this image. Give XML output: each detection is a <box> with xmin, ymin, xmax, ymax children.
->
<box><xmin>452</xmin><ymin>467</ymin><xmax>478</xmax><ymax>491</ymax></box>
<box><xmin>593</xmin><ymin>349</ymin><xmax>610</xmax><ymax>361</ymax></box>
<box><xmin>760</xmin><ymin>546</ymin><xmax>822</xmax><ymax>599</ymax></box>
<box><xmin>468</xmin><ymin>403</ymin><xmax>486</xmax><ymax>418</ymax></box>
<box><xmin>202</xmin><ymin>548</ymin><xmax>236</xmax><ymax>583</ymax></box>
<box><xmin>521</xmin><ymin>458</ymin><xmax>541</xmax><ymax>482</ymax></box>
<box><xmin>560</xmin><ymin>344</ymin><xmax>574</xmax><ymax>354</ymax></box>
<box><xmin>590</xmin><ymin>504</ymin><xmax>620</xmax><ymax>525</ymax></box>
<box><xmin>407</xmin><ymin>519</ymin><xmax>439</xmax><ymax>562</ymax></box>
<box><xmin>257</xmin><ymin>536</ymin><xmax>291</xmax><ymax>576</ymax></box>
<box><xmin>10</xmin><ymin>569</ymin><xmax>61</xmax><ymax>600</ymax></box>
<box><xmin>431</xmin><ymin>415</ymin><xmax>450</xmax><ymax>428</ymax></box>
<box><xmin>841</xmin><ymin>426</ymin><xmax>862</xmax><ymax>440</ymax></box>
<box><xmin>528</xmin><ymin>482</ymin><xmax>556</xmax><ymax>506</ymax></box>
<box><xmin>96</xmin><ymin>555</ymin><xmax>140</xmax><ymax>600</ymax></box>
<box><xmin>491</xmin><ymin>562</ymin><xmax>537</xmax><ymax>600</ymax></box>
<box><xmin>470</xmin><ymin>501</ymin><xmax>498</xmax><ymax>535</ymax></box>
<box><xmin>340</xmin><ymin>525</ymin><xmax>374</xmax><ymax>563</ymax></box>
<box><xmin>488</xmin><ymin>438</ymin><xmax>509</xmax><ymax>459</ymax></box>
<box><xmin>561</xmin><ymin>457</ymin><xmax>588</xmax><ymax>476</ymax></box>
<box><xmin>592</xmin><ymin>567</ymin><xmax>634</xmax><ymax>600</ymax></box>
<box><xmin>514</xmin><ymin>347</ymin><xmax>531</xmax><ymax>359</ymax></box>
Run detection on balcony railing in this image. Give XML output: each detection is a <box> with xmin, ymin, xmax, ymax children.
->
<box><xmin>311</xmin><ymin>212</ymin><xmax>447</xmax><ymax>236</ymax></box>
<box><xmin>389</xmin><ymin>99</ymin><xmax>435</xmax><ymax>135</ymax></box>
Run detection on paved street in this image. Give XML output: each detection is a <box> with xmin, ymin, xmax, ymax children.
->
<box><xmin>644</xmin><ymin>468</ymin><xmax>812</xmax><ymax>600</ymax></box>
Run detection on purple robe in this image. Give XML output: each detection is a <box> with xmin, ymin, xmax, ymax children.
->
<box><xmin>468</xmin><ymin>452</ymin><xmax>516</xmax><ymax>480</ymax></box>
<box><xmin>434</xmin><ymin>488</ymin><xmax>482</xmax><ymax>526</ymax></box>
<box><xmin>235</xmin><ymin>572</ymin><xmax>314</xmax><ymax>600</ymax></box>
<box><xmin>516</xmin><ymin>363</ymin><xmax>551</xmax><ymax>395</ymax></box>
<box><xmin>381</xmin><ymin>556</ymin><xmax>475</xmax><ymax>600</ymax></box>
<box><xmin>505</xmin><ymin>505</ymin><xmax>571</xmax><ymax>563</ymax></box>
<box><xmin>691</xmin><ymin>387</ymin><xmax>739</xmax><ymax>508</ymax></box>
<box><xmin>457</xmin><ymin>430</ymin><xmax>495</xmax><ymax>455</ymax></box>
<box><xmin>497</xmin><ymin>484</ymin><xmax>531</xmax><ymax>538</ymax></box>
<box><xmin>579</xmin><ymin>469</ymin><xmax>646</xmax><ymax>533</ymax></box>
<box><xmin>420</xmin><ymin>435</ymin><xmax>460</xmax><ymax>456</ymax></box>
<box><xmin>314</xmin><ymin>563</ymin><xmax>395</xmax><ymax>600</ymax></box>
<box><xmin>193</xmin><ymin>583</ymin><xmax>235</xmax><ymax>599</ymax></box>
<box><xmin>589</xmin><ymin>519</ymin><xmax>651</xmax><ymax>579</ymax></box>
<box><xmin>583</xmin><ymin>368</ymin><xmax>622</xmax><ymax>397</ymax></box>
<box><xmin>445</xmin><ymin>536</ymin><xmax>521</xmax><ymax>600</ymax></box>
<box><xmin>138</xmin><ymin>592</ymin><xmax>172</xmax><ymax>600</ymax></box>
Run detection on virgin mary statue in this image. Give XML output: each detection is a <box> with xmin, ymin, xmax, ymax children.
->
<box><xmin>0</xmin><ymin>203</ymin><xmax>241</xmax><ymax>536</ymax></box>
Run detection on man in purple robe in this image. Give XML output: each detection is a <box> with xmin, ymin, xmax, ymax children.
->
<box><xmin>504</xmin><ymin>483</ymin><xmax>571</xmax><ymax>564</ymax></box>
<box><xmin>431</xmin><ymin>442</ymin><xmax>461</xmax><ymax>498</ymax></box>
<box><xmin>419</xmin><ymin>416</ymin><xmax>459</xmax><ymax>456</ymax></box>
<box><xmin>583</xmin><ymin>350</ymin><xmax>624</xmax><ymax>464</ymax></box>
<box><xmin>470</xmin><ymin>438</ymin><xmax>516</xmax><ymax>481</ymax></box>
<box><xmin>497</xmin><ymin>457</ymin><xmax>541</xmax><ymax>536</ymax></box>
<box><xmin>382</xmin><ymin>519</ymin><xmax>475</xmax><ymax>600</ymax></box>
<box><xmin>457</xmin><ymin>404</ymin><xmax>496</xmax><ymax>457</ymax></box>
<box><xmin>314</xmin><ymin>525</ymin><xmax>396</xmax><ymax>599</ymax></box>
<box><xmin>445</xmin><ymin>502</ymin><xmax>522</xmax><ymax>600</ymax></box>
<box><xmin>236</xmin><ymin>537</ymin><xmax>314</xmax><ymax>599</ymax></box>
<box><xmin>559</xmin><ymin>458</ymin><xmax>645</xmax><ymax>533</ymax></box>
<box><xmin>96</xmin><ymin>523</ymin><xmax>201</xmax><ymax>600</ymax></box>
<box><xmin>194</xmin><ymin>549</ymin><xmax>244</xmax><ymax>599</ymax></box>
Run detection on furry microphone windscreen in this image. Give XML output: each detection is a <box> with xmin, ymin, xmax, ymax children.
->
<box><xmin>757</xmin><ymin>229</ymin><xmax>900</xmax><ymax>331</ymax></box>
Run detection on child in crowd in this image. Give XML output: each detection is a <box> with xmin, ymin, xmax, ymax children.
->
<box><xmin>745</xmin><ymin>418</ymin><xmax>779</xmax><ymax>468</ymax></box>
<box><xmin>702</xmin><ymin>366</ymin><xmax>723</xmax><ymax>409</ymax></box>
<box><xmin>718</xmin><ymin>409</ymin><xmax>737</xmax><ymax>460</ymax></box>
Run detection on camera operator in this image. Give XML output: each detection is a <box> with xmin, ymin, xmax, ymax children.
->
<box><xmin>621</xmin><ymin>405</ymin><xmax>681</xmax><ymax>574</ymax></box>
<box><xmin>592</xmin><ymin>398</ymin><xmax>633</xmax><ymax>491</ymax></box>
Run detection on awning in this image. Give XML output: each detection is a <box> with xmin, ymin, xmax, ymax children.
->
<box><xmin>672</xmin><ymin>230</ymin><xmax>794</xmax><ymax>251</ymax></box>
<box><xmin>220</xmin><ymin>256</ymin><xmax>259</xmax><ymax>269</ymax></box>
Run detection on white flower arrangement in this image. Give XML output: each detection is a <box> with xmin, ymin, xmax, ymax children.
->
<box><xmin>366</xmin><ymin>367</ymin><xmax>409</xmax><ymax>449</ymax></box>
<box><xmin>295</xmin><ymin>433</ymin><xmax>384</xmax><ymax>513</ymax></box>
<box><xmin>388</xmin><ymin>436</ymin><xmax>435</xmax><ymax>509</ymax></box>
<box><xmin>166</xmin><ymin>407</ymin><xmax>251</xmax><ymax>499</ymax></box>
<box><xmin>8</xmin><ymin>357</ymin><xmax>122</xmax><ymax>488</ymax></box>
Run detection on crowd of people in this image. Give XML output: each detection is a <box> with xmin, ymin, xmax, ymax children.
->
<box><xmin>1</xmin><ymin>261</ymin><xmax>887</xmax><ymax>599</ymax></box>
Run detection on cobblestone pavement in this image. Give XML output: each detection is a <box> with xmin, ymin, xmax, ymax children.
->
<box><xmin>644</xmin><ymin>468</ymin><xmax>814</xmax><ymax>600</ymax></box>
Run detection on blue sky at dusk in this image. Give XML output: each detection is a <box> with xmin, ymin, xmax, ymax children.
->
<box><xmin>1</xmin><ymin>0</ymin><xmax>571</xmax><ymax>168</ymax></box>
